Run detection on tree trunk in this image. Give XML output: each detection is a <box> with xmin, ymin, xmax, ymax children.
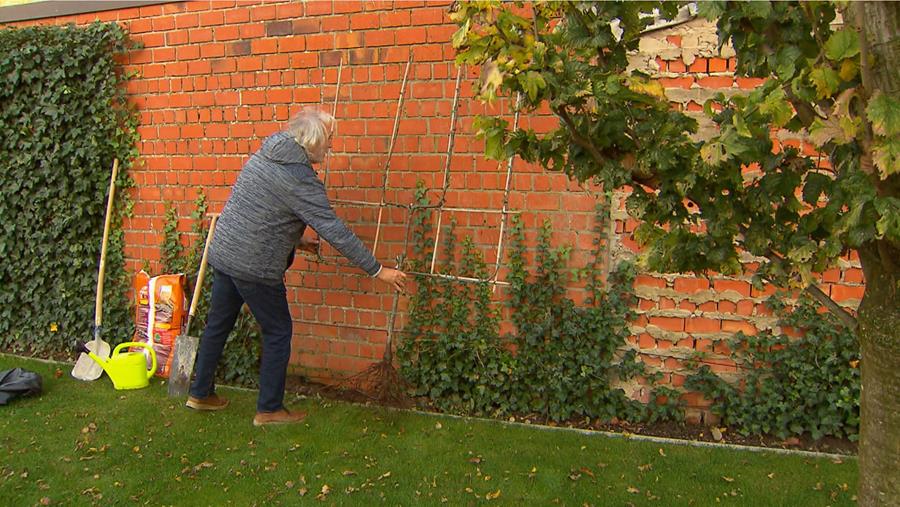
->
<box><xmin>846</xmin><ymin>4</ymin><xmax>900</xmax><ymax>505</ymax></box>
<box><xmin>857</xmin><ymin>244</ymin><xmax>900</xmax><ymax>506</ymax></box>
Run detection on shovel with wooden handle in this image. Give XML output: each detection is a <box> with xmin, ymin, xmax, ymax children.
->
<box><xmin>167</xmin><ymin>214</ymin><xmax>217</xmax><ymax>398</ymax></box>
<box><xmin>72</xmin><ymin>159</ymin><xmax>118</xmax><ymax>381</ymax></box>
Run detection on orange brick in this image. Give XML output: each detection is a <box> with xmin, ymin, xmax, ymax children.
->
<box><xmin>736</xmin><ymin>300</ymin><xmax>755</xmax><ymax>316</ymax></box>
<box><xmin>713</xmin><ymin>279</ymin><xmax>751</xmax><ymax>297</ymax></box>
<box><xmin>736</xmin><ymin>77</ymin><xmax>767</xmax><ymax>89</ymax></box>
<box><xmin>688</xmin><ymin>58</ymin><xmax>708</xmax><ymax>73</ymax></box>
<box><xmin>667</xmin><ymin>59</ymin><xmax>686</xmax><ymax>73</ymax></box>
<box><xmin>649</xmin><ymin>316</ymin><xmax>685</xmax><ymax>332</ymax></box>
<box><xmin>660</xmin><ymin>76</ymin><xmax>695</xmax><ymax>89</ymax></box>
<box><xmin>718</xmin><ymin>300</ymin><xmax>736</xmax><ymax>314</ymax></box>
<box><xmin>843</xmin><ymin>268</ymin><xmax>865</xmax><ymax>283</ymax></box>
<box><xmin>831</xmin><ymin>284</ymin><xmax>865</xmax><ymax>301</ymax></box>
<box><xmin>708</xmin><ymin>58</ymin><xmax>728</xmax><ymax>72</ymax></box>
<box><xmin>685</xmin><ymin>317</ymin><xmax>720</xmax><ymax>333</ymax></box>
<box><xmin>674</xmin><ymin>277</ymin><xmax>710</xmax><ymax>293</ymax></box>
<box><xmin>698</xmin><ymin>76</ymin><xmax>734</xmax><ymax>88</ymax></box>
<box><xmin>722</xmin><ymin>320</ymin><xmax>757</xmax><ymax>335</ymax></box>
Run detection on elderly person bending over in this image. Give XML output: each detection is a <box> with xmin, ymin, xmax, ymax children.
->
<box><xmin>186</xmin><ymin>108</ymin><xmax>406</xmax><ymax>426</ymax></box>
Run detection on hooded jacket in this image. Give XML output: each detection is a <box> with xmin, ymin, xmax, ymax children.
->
<box><xmin>207</xmin><ymin>131</ymin><xmax>381</xmax><ymax>285</ymax></box>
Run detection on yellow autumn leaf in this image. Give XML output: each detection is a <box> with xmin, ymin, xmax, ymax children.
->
<box><xmin>839</xmin><ymin>59</ymin><xmax>858</xmax><ymax>81</ymax></box>
<box><xmin>486</xmin><ymin>489</ymin><xmax>501</xmax><ymax>500</ymax></box>
<box><xmin>627</xmin><ymin>78</ymin><xmax>667</xmax><ymax>101</ymax></box>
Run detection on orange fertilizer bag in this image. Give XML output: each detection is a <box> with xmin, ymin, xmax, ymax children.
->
<box><xmin>132</xmin><ymin>271</ymin><xmax>187</xmax><ymax>378</ymax></box>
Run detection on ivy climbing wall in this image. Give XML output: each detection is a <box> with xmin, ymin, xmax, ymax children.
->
<box><xmin>7</xmin><ymin>1</ymin><xmax>864</xmax><ymax>421</ymax></box>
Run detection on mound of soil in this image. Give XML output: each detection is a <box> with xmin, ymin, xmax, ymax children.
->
<box><xmin>285</xmin><ymin>376</ymin><xmax>857</xmax><ymax>457</ymax></box>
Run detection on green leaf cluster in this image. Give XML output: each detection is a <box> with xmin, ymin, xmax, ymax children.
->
<box><xmin>0</xmin><ymin>23</ymin><xmax>138</xmax><ymax>356</ymax></box>
<box><xmin>453</xmin><ymin>0</ymin><xmax>899</xmax><ymax>299</ymax></box>
<box><xmin>685</xmin><ymin>295</ymin><xmax>859</xmax><ymax>440</ymax></box>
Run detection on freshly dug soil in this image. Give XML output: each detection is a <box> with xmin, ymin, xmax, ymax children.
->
<box><xmin>285</xmin><ymin>376</ymin><xmax>858</xmax><ymax>457</ymax></box>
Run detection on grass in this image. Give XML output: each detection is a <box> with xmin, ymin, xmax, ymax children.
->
<box><xmin>1</xmin><ymin>354</ymin><xmax>857</xmax><ymax>506</ymax></box>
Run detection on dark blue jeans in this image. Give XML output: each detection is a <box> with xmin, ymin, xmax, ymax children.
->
<box><xmin>189</xmin><ymin>269</ymin><xmax>293</xmax><ymax>413</ymax></box>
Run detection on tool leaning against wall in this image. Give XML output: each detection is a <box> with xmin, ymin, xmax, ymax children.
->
<box><xmin>167</xmin><ymin>214</ymin><xmax>218</xmax><ymax>398</ymax></box>
<box><xmin>71</xmin><ymin>159</ymin><xmax>118</xmax><ymax>381</ymax></box>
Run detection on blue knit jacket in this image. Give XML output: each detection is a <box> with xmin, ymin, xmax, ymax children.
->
<box><xmin>208</xmin><ymin>131</ymin><xmax>381</xmax><ymax>285</ymax></box>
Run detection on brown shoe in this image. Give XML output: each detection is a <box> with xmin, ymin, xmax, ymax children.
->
<box><xmin>186</xmin><ymin>394</ymin><xmax>229</xmax><ymax>411</ymax></box>
<box><xmin>253</xmin><ymin>408</ymin><xmax>307</xmax><ymax>426</ymax></box>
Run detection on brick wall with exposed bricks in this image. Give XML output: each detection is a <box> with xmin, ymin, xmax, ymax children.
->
<box><xmin>10</xmin><ymin>1</ymin><xmax>864</xmax><ymax>422</ymax></box>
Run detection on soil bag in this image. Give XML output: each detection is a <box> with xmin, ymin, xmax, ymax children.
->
<box><xmin>132</xmin><ymin>271</ymin><xmax>187</xmax><ymax>378</ymax></box>
<box><xmin>0</xmin><ymin>368</ymin><xmax>43</xmax><ymax>405</ymax></box>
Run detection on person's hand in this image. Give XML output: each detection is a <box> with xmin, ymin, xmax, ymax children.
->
<box><xmin>297</xmin><ymin>235</ymin><xmax>319</xmax><ymax>255</ymax></box>
<box><xmin>376</xmin><ymin>267</ymin><xmax>407</xmax><ymax>293</ymax></box>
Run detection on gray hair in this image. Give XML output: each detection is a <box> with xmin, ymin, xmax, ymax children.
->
<box><xmin>287</xmin><ymin>108</ymin><xmax>334</xmax><ymax>161</ymax></box>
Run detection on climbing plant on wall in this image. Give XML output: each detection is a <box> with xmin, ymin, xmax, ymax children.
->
<box><xmin>0</xmin><ymin>22</ymin><xmax>138</xmax><ymax>356</ymax></box>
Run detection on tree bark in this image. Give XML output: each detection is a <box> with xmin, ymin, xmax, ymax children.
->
<box><xmin>856</xmin><ymin>243</ymin><xmax>900</xmax><ymax>506</ymax></box>
<box><xmin>843</xmin><ymin>4</ymin><xmax>899</xmax><ymax>505</ymax></box>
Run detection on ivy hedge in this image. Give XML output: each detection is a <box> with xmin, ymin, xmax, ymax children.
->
<box><xmin>398</xmin><ymin>182</ymin><xmax>859</xmax><ymax>439</ymax></box>
<box><xmin>0</xmin><ymin>22</ymin><xmax>138</xmax><ymax>357</ymax></box>
<box><xmin>398</xmin><ymin>184</ymin><xmax>680</xmax><ymax>423</ymax></box>
<box><xmin>685</xmin><ymin>295</ymin><xmax>860</xmax><ymax>441</ymax></box>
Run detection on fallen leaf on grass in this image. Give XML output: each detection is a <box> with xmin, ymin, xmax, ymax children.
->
<box><xmin>468</xmin><ymin>457</ymin><xmax>483</xmax><ymax>464</ymax></box>
<box><xmin>767</xmin><ymin>472</ymin><xmax>775</xmax><ymax>479</ymax></box>
<box><xmin>658</xmin><ymin>448</ymin><xmax>666</xmax><ymax>457</ymax></box>
<box><xmin>342</xmin><ymin>470</ymin><xmax>356</xmax><ymax>476</ymax></box>
<box><xmin>638</xmin><ymin>464</ymin><xmax>653</xmax><ymax>472</ymax></box>
<box><xmin>580</xmin><ymin>467</ymin><xmax>595</xmax><ymax>478</ymax></box>
<box><xmin>722</xmin><ymin>476</ymin><xmax>734</xmax><ymax>483</ymax></box>
<box><xmin>627</xmin><ymin>486</ymin><xmax>640</xmax><ymax>494</ymax></box>
<box><xmin>298</xmin><ymin>487</ymin><xmax>308</xmax><ymax>496</ymax></box>
<box><xmin>486</xmin><ymin>489</ymin><xmax>501</xmax><ymax>500</ymax></box>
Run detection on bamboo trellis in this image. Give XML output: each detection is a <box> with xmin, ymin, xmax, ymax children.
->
<box><xmin>312</xmin><ymin>56</ymin><xmax>522</xmax><ymax>291</ymax></box>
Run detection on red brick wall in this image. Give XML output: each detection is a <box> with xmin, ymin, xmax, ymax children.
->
<box><xmin>13</xmin><ymin>1</ymin><xmax>863</xmax><ymax>417</ymax></box>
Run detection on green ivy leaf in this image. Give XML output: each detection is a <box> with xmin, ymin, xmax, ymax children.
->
<box><xmin>867</xmin><ymin>91</ymin><xmax>900</xmax><ymax>137</ymax></box>
<box><xmin>801</xmin><ymin>172</ymin><xmax>832</xmax><ymax>205</ymax></box>
<box><xmin>697</xmin><ymin>1</ymin><xmax>727</xmax><ymax>20</ymax></box>
<box><xmin>519</xmin><ymin>71</ymin><xmax>546</xmax><ymax>102</ymax></box>
<box><xmin>451</xmin><ymin>19</ymin><xmax>470</xmax><ymax>49</ymax></box>
<box><xmin>760</xmin><ymin>88</ymin><xmax>794</xmax><ymax>128</ymax></box>
<box><xmin>824</xmin><ymin>29</ymin><xmax>860</xmax><ymax>61</ymax></box>
<box><xmin>808</xmin><ymin>116</ymin><xmax>854</xmax><ymax>146</ymax></box>
<box><xmin>769</xmin><ymin>46</ymin><xmax>802</xmax><ymax>80</ymax></box>
<box><xmin>872</xmin><ymin>138</ymin><xmax>900</xmax><ymax>179</ymax></box>
<box><xmin>808</xmin><ymin>66</ymin><xmax>841</xmax><ymax>99</ymax></box>
<box><xmin>873</xmin><ymin>197</ymin><xmax>900</xmax><ymax>241</ymax></box>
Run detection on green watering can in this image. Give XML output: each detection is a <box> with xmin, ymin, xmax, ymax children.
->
<box><xmin>75</xmin><ymin>341</ymin><xmax>157</xmax><ymax>390</ymax></box>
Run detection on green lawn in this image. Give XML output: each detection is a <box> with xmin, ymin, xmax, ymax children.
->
<box><xmin>1</xmin><ymin>354</ymin><xmax>857</xmax><ymax>506</ymax></box>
